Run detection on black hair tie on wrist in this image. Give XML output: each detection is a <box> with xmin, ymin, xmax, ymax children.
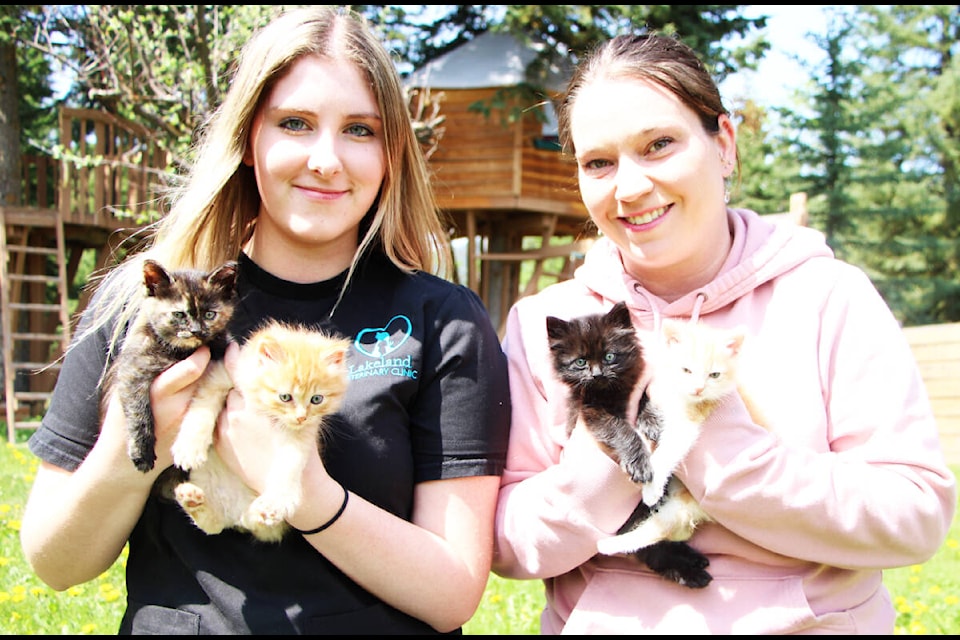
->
<box><xmin>292</xmin><ymin>482</ymin><xmax>349</xmax><ymax>535</ymax></box>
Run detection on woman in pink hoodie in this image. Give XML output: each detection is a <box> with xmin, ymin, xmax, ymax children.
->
<box><xmin>492</xmin><ymin>33</ymin><xmax>957</xmax><ymax>634</ymax></box>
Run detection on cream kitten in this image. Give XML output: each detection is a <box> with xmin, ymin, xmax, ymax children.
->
<box><xmin>598</xmin><ymin>319</ymin><xmax>746</xmax><ymax>560</ymax></box>
<box><xmin>639</xmin><ymin>319</ymin><xmax>746</xmax><ymax>507</ymax></box>
<box><xmin>170</xmin><ymin>320</ymin><xmax>351</xmax><ymax>542</ymax></box>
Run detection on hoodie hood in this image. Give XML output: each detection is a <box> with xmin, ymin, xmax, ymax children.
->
<box><xmin>574</xmin><ymin>208</ymin><xmax>834</xmax><ymax>325</ymax></box>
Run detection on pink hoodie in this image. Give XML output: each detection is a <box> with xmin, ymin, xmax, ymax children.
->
<box><xmin>493</xmin><ymin>208</ymin><xmax>957</xmax><ymax>634</ymax></box>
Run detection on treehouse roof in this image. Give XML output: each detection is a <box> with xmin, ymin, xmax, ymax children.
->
<box><xmin>405</xmin><ymin>31</ymin><xmax>572</xmax><ymax>92</ymax></box>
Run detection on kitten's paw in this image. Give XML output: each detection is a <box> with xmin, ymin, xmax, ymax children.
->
<box><xmin>641</xmin><ymin>479</ymin><xmax>667</xmax><ymax>507</ymax></box>
<box><xmin>598</xmin><ymin>535</ymin><xmax>640</xmax><ymax>556</ymax></box>
<box><xmin>128</xmin><ymin>442</ymin><xmax>156</xmax><ymax>473</ymax></box>
<box><xmin>637</xmin><ymin>540</ymin><xmax>712</xmax><ymax>589</ymax></box>
<box><xmin>248</xmin><ymin>495</ymin><xmax>292</xmax><ymax>528</ymax></box>
<box><xmin>174</xmin><ymin>482</ymin><xmax>206</xmax><ymax>510</ymax></box>
<box><xmin>622</xmin><ymin>457</ymin><xmax>653</xmax><ymax>485</ymax></box>
<box><xmin>170</xmin><ymin>438</ymin><xmax>209</xmax><ymax>472</ymax></box>
<box><xmin>174</xmin><ymin>482</ymin><xmax>225</xmax><ymax>535</ymax></box>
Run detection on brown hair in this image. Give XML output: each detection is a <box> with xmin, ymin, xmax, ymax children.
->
<box><xmin>557</xmin><ymin>33</ymin><xmax>732</xmax><ymax>155</ymax></box>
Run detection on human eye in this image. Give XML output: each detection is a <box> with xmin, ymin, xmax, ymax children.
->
<box><xmin>344</xmin><ymin>122</ymin><xmax>375</xmax><ymax>138</ymax></box>
<box><xmin>648</xmin><ymin>137</ymin><xmax>673</xmax><ymax>155</ymax></box>
<box><xmin>278</xmin><ymin>116</ymin><xmax>310</xmax><ymax>133</ymax></box>
<box><xmin>582</xmin><ymin>157</ymin><xmax>613</xmax><ymax>171</ymax></box>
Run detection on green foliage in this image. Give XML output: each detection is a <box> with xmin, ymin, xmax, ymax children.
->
<box><xmin>734</xmin><ymin>5</ymin><xmax>960</xmax><ymax>326</ymax></box>
<box><xmin>0</xmin><ymin>441</ymin><xmax>127</xmax><ymax>634</ymax></box>
<box><xmin>1</xmin><ymin>439</ymin><xmax>955</xmax><ymax>634</ymax></box>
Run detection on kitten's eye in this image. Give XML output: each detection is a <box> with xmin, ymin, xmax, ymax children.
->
<box><xmin>172</xmin><ymin>311</ymin><xmax>186</xmax><ymax>320</ymax></box>
<box><xmin>203</xmin><ymin>310</ymin><xmax>217</xmax><ymax>321</ymax></box>
<box><xmin>310</xmin><ymin>394</ymin><xmax>325</xmax><ymax>405</ymax></box>
<box><xmin>574</xmin><ymin>358</ymin><xmax>588</xmax><ymax>369</ymax></box>
<box><xmin>604</xmin><ymin>352</ymin><xmax>616</xmax><ymax>363</ymax></box>
<box><xmin>709</xmin><ymin>372</ymin><xmax>722</xmax><ymax>379</ymax></box>
<box><xmin>682</xmin><ymin>367</ymin><xmax>693</xmax><ymax>375</ymax></box>
<box><xmin>278</xmin><ymin>393</ymin><xmax>292</xmax><ymax>403</ymax></box>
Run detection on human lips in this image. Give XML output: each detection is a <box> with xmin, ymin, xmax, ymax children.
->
<box><xmin>623</xmin><ymin>204</ymin><xmax>670</xmax><ymax>226</ymax></box>
<box><xmin>295</xmin><ymin>183</ymin><xmax>346</xmax><ymax>200</ymax></box>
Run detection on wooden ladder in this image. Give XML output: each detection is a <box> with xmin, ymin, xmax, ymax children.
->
<box><xmin>0</xmin><ymin>207</ymin><xmax>71</xmax><ymax>442</ymax></box>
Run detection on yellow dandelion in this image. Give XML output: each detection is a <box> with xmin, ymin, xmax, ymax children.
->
<box><xmin>0</xmin><ymin>592</ymin><xmax>10</xmax><ymax>603</ymax></box>
<box><xmin>912</xmin><ymin>600</ymin><xmax>929</xmax><ymax>614</ymax></box>
<box><xmin>909</xmin><ymin>565</ymin><xmax>923</xmax><ymax>574</ymax></box>
<box><xmin>944</xmin><ymin>594</ymin><xmax>959</xmax><ymax>605</ymax></box>
<box><xmin>908</xmin><ymin>576</ymin><xmax>920</xmax><ymax>585</ymax></box>
<box><xmin>67</xmin><ymin>586</ymin><xmax>85</xmax><ymax>597</ymax></box>
<box><xmin>80</xmin><ymin>623</ymin><xmax>97</xmax><ymax>634</ymax></box>
<box><xmin>896</xmin><ymin>602</ymin><xmax>912</xmax><ymax>614</ymax></box>
<box><xmin>945</xmin><ymin>539</ymin><xmax>958</xmax><ymax>550</ymax></box>
<box><xmin>0</xmin><ymin>557</ymin><xmax>10</xmax><ymax>566</ymax></box>
<box><xmin>30</xmin><ymin>586</ymin><xmax>45</xmax><ymax>596</ymax></box>
<box><xmin>6</xmin><ymin>519</ymin><xmax>21</xmax><ymax>532</ymax></box>
<box><xmin>927</xmin><ymin>585</ymin><xmax>941</xmax><ymax>595</ymax></box>
<box><xmin>909</xmin><ymin>621</ymin><xmax>926</xmax><ymax>634</ymax></box>
<box><xmin>102</xmin><ymin>590</ymin><xmax>122</xmax><ymax>603</ymax></box>
<box><xmin>0</xmin><ymin>504</ymin><xmax>10</xmax><ymax>514</ymax></box>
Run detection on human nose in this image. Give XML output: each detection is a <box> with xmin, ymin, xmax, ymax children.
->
<box><xmin>306</xmin><ymin>132</ymin><xmax>343</xmax><ymax>177</ymax></box>
<box><xmin>614</xmin><ymin>156</ymin><xmax>654</xmax><ymax>202</ymax></box>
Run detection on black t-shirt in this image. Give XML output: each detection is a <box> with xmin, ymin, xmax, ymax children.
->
<box><xmin>29</xmin><ymin>251</ymin><xmax>511</xmax><ymax>634</ymax></box>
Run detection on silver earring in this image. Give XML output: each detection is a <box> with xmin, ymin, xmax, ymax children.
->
<box><xmin>724</xmin><ymin>189</ymin><xmax>730</xmax><ymax>204</ymax></box>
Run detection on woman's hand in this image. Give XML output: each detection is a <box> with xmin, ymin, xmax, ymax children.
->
<box><xmin>148</xmin><ymin>346</ymin><xmax>213</xmax><ymax>473</ymax></box>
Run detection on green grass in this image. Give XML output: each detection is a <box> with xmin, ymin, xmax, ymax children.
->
<box><xmin>0</xmin><ymin>440</ymin><xmax>956</xmax><ymax>634</ymax></box>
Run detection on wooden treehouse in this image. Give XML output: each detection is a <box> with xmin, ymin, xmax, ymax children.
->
<box><xmin>406</xmin><ymin>31</ymin><xmax>595</xmax><ymax>334</ymax></box>
<box><xmin>1</xmin><ymin>108</ymin><xmax>168</xmax><ymax>442</ymax></box>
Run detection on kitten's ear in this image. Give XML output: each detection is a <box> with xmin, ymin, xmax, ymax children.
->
<box><xmin>546</xmin><ymin>316</ymin><xmax>567</xmax><ymax>340</ymax></box>
<box><xmin>142</xmin><ymin>259</ymin><xmax>172</xmax><ymax>297</ymax></box>
<box><xmin>208</xmin><ymin>261</ymin><xmax>239</xmax><ymax>292</ymax></box>
<box><xmin>726</xmin><ymin>327</ymin><xmax>747</xmax><ymax>356</ymax></box>
<box><xmin>256</xmin><ymin>335</ymin><xmax>286</xmax><ymax>364</ymax></box>
<box><xmin>661</xmin><ymin>319</ymin><xmax>684</xmax><ymax>345</ymax></box>
<box><xmin>607</xmin><ymin>302</ymin><xmax>632</xmax><ymax>328</ymax></box>
<box><xmin>325</xmin><ymin>341</ymin><xmax>351</xmax><ymax>367</ymax></box>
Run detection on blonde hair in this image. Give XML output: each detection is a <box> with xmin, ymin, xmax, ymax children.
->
<box><xmin>77</xmin><ymin>5</ymin><xmax>452</xmax><ymax>366</ymax></box>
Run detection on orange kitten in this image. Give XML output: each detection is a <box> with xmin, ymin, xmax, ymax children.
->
<box><xmin>171</xmin><ymin>320</ymin><xmax>351</xmax><ymax>542</ymax></box>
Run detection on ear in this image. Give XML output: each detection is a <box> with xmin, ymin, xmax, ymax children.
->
<box><xmin>325</xmin><ymin>342</ymin><xmax>350</xmax><ymax>368</ymax></box>
<box><xmin>257</xmin><ymin>335</ymin><xmax>286</xmax><ymax>365</ymax></box>
<box><xmin>607</xmin><ymin>301</ymin><xmax>632</xmax><ymax>329</ymax></box>
<box><xmin>660</xmin><ymin>319</ymin><xmax>683</xmax><ymax>346</ymax></box>
<box><xmin>208</xmin><ymin>261</ymin><xmax>239</xmax><ymax>291</ymax></box>
<box><xmin>546</xmin><ymin>316</ymin><xmax>566</xmax><ymax>341</ymax></box>
<box><xmin>717</xmin><ymin>114</ymin><xmax>738</xmax><ymax>179</ymax></box>
<box><xmin>726</xmin><ymin>327</ymin><xmax>747</xmax><ymax>357</ymax></box>
<box><xmin>142</xmin><ymin>259</ymin><xmax>171</xmax><ymax>297</ymax></box>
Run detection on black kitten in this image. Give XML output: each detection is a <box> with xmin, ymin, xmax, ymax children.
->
<box><xmin>546</xmin><ymin>302</ymin><xmax>712</xmax><ymax>588</ymax></box>
<box><xmin>104</xmin><ymin>259</ymin><xmax>239</xmax><ymax>472</ymax></box>
<box><xmin>546</xmin><ymin>301</ymin><xmax>656</xmax><ymax>484</ymax></box>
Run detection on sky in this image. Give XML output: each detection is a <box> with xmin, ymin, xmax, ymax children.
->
<box><xmin>718</xmin><ymin>5</ymin><xmax>833</xmax><ymax>109</ymax></box>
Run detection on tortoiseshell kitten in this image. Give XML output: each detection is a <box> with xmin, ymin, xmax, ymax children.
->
<box><xmin>103</xmin><ymin>259</ymin><xmax>239</xmax><ymax>473</ymax></box>
<box><xmin>546</xmin><ymin>302</ymin><xmax>712</xmax><ymax>588</ymax></box>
